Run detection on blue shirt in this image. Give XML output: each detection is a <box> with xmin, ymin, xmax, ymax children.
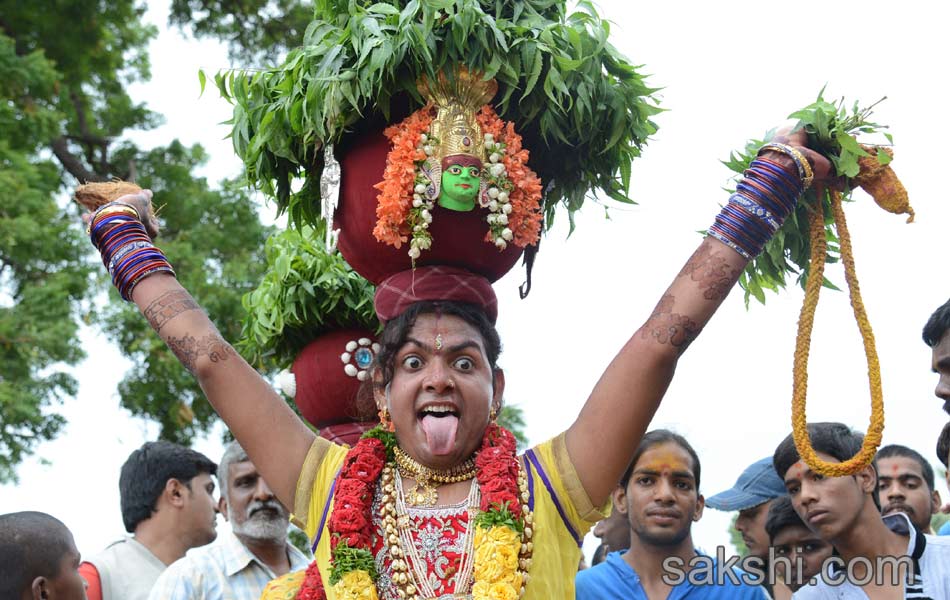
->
<box><xmin>576</xmin><ymin>550</ymin><xmax>767</xmax><ymax>600</ymax></box>
<box><xmin>938</xmin><ymin>521</ymin><xmax>950</xmax><ymax>536</ymax></box>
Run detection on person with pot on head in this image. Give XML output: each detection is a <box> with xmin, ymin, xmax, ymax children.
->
<box><xmin>78</xmin><ymin>106</ymin><xmax>830</xmax><ymax>597</ymax></box>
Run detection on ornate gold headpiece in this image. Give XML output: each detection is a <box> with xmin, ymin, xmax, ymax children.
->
<box><xmin>418</xmin><ymin>67</ymin><xmax>498</xmax><ymax>163</ymax></box>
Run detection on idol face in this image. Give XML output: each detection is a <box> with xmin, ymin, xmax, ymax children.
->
<box><xmin>438</xmin><ymin>156</ymin><xmax>481</xmax><ymax>211</ymax></box>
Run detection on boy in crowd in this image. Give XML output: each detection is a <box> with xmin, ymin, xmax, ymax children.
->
<box><xmin>0</xmin><ymin>511</ymin><xmax>88</xmax><ymax>600</ymax></box>
<box><xmin>775</xmin><ymin>422</ymin><xmax>950</xmax><ymax>598</ymax></box>
<box><xmin>764</xmin><ymin>496</ymin><xmax>834</xmax><ymax>592</ymax></box>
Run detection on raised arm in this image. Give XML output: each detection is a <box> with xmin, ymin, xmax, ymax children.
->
<box><xmin>566</xmin><ymin>129</ymin><xmax>833</xmax><ymax>506</ymax></box>
<box><xmin>86</xmin><ymin>191</ymin><xmax>315</xmax><ymax>510</ymax></box>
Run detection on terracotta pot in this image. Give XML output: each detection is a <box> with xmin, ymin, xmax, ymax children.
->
<box><xmin>334</xmin><ymin>127</ymin><xmax>524</xmax><ymax>284</ymax></box>
<box><xmin>289</xmin><ymin>329</ymin><xmax>378</xmax><ymax>428</ymax></box>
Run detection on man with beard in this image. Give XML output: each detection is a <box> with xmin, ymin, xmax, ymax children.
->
<box><xmin>876</xmin><ymin>444</ymin><xmax>941</xmax><ymax>533</ymax></box>
<box><xmin>576</xmin><ymin>430</ymin><xmax>766</xmax><ymax>599</ymax></box>
<box><xmin>148</xmin><ymin>442</ymin><xmax>310</xmax><ymax>599</ymax></box>
<box><xmin>775</xmin><ymin>423</ymin><xmax>950</xmax><ymax>599</ymax></box>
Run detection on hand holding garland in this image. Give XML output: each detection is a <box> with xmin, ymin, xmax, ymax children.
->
<box><xmin>82</xmin><ymin>189</ymin><xmax>316</xmax><ymax>511</ymax></box>
<box><xmin>565</xmin><ymin>127</ymin><xmax>833</xmax><ymax>507</ymax></box>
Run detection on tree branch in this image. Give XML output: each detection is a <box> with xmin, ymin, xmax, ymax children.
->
<box><xmin>51</xmin><ymin>137</ymin><xmax>108</xmax><ymax>183</ymax></box>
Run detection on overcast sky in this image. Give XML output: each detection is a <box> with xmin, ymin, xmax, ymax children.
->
<box><xmin>3</xmin><ymin>0</ymin><xmax>950</xmax><ymax>567</ymax></box>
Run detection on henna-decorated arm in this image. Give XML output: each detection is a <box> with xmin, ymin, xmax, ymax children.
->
<box><xmin>565</xmin><ymin>129</ymin><xmax>834</xmax><ymax>507</ymax></box>
<box><xmin>130</xmin><ymin>273</ymin><xmax>316</xmax><ymax>512</ymax></box>
<box><xmin>564</xmin><ymin>238</ymin><xmax>744</xmax><ymax>505</ymax></box>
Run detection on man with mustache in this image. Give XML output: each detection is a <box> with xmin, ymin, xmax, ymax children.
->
<box><xmin>148</xmin><ymin>441</ymin><xmax>310</xmax><ymax>599</ymax></box>
<box><xmin>705</xmin><ymin>457</ymin><xmax>792</xmax><ymax>599</ymax></box>
<box><xmin>576</xmin><ymin>430</ymin><xmax>765</xmax><ymax>599</ymax></box>
<box><xmin>775</xmin><ymin>423</ymin><xmax>950</xmax><ymax>599</ymax></box>
<box><xmin>876</xmin><ymin>444</ymin><xmax>941</xmax><ymax>534</ymax></box>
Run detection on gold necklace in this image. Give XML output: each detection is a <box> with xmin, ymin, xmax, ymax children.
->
<box><xmin>393</xmin><ymin>446</ymin><xmax>476</xmax><ymax>507</ymax></box>
<box><xmin>378</xmin><ymin>460</ymin><xmax>536</xmax><ymax>600</ymax></box>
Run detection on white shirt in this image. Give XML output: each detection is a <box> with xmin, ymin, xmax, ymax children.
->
<box><xmin>87</xmin><ymin>536</ymin><xmax>167</xmax><ymax>600</ymax></box>
<box><xmin>147</xmin><ymin>530</ymin><xmax>310</xmax><ymax>600</ymax></box>
<box><xmin>792</xmin><ymin>512</ymin><xmax>950</xmax><ymax>599</ymax></box>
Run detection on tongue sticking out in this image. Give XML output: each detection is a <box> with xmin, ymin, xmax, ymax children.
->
<box><xmin>421</xmin><ymin>414</ymin><xmax>459</xmax><ymax>455</ymax></box>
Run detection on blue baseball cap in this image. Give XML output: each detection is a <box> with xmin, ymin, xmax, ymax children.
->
<box><xmin>705</xmin><ymin>457</ymin><xmax>787</xmax><ymax>511</ymax></box>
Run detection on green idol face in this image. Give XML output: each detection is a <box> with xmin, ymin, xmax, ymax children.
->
<box><xmin>439</xmin><ymin>161</ymin><xmax>481</xmax><ymax>212</ymax></box>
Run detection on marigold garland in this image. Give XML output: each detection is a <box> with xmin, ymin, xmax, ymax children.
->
<box><xmin>290</xmin><ymin>423</ymin><xmax>532</xmax><ymax>599</ymax></box>
<box><xmin>373</xmin><ymin>108</ymin><xmax>435</xmax><ymax>248</ymax></box>
<box><xmin>372</xmin><ymin>105</ymin><xmax>542</xmax><ymax>257</ymax></box>
<box><xmin>791</xmin><ymin>191</ymin><xmax>884</xmax><ymax>477</ymax></box>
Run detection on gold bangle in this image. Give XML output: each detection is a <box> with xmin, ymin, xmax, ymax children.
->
<box><xmin>759</xmin><ymin>143</ymin><xmax>814</xmax><ymax>189</ymax></box>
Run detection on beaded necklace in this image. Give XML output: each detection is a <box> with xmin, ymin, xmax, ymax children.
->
<box><xmin>296</xmin><ymin>424</ymin><xmax>534</xmax><ymax>600</ymax></box>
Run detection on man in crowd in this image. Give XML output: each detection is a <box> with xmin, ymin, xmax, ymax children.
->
<box><xmin>576</xmin><ymin>429</ymin><xmax>765</xmax><ymax>599</ymax></box>
<box><xmin>590</xmin><ymin>501</ymin><xmax>631</xmax><ymax>566</ymax></box>
<box><xmin>775</xmin><ymin>422</ymin><xmax>950</xmax><ymax>598</ymax></box>
<box><xmin>80</xmin><ymin>441</ymin><xmax>219</xmax><ymax>600</ymax></box>
<box><xmin>706</xmin><ymin>457</ymin><xmax>788</xmax><ymax>561</ymax></box>
<box><xmin>876</xmin><ymin>444</ymin><xmax>941</xmax><ymax>533</ymax></box>
<box><xmin>705</xmin><ymin>456</ymin><xmax>791</xmax><ymax>598</ymax></box>
<box><xmin>764</xmin><ymin>496</ymin><xmax>834</xmax><ymax>592</ymax></box>
<box><xmin>924</xmin><ymin>298</ymin><xmax>950</xmax><ymax>415</ymax></box>
<box><xmin>148</xmin><ymin>441</ymin><xmax>310</xmax><ymax>599</ymax></box>
<box><xmin>0</xmin><ymin>511</ymin><xmax>88</xmax><ymax>600</ymax></box>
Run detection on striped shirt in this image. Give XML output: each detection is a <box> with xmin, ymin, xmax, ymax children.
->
<box><xmin>792</xmin><ymin>513</ymin><xmax>950</xmax><ymax>599</ymax></box>
<box><xmin>147</xmin><ymin>530</ymin><xmax>310</xmax><ymax>600</ymax></box>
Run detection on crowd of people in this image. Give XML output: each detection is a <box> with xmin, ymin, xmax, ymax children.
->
<box><xmin>577</xmin><ymin>298</ymin><xmax>950</xmax><ymax>599</ymax></box>
<box><xmin>4</xmin><ymin>126</ymin><xmax>950</xmax><ymax>600</ymax></box>
<box><xmin>6</xmin><ymin>297</ymin><xmax>950</xmax><ymax>600</ymax></box>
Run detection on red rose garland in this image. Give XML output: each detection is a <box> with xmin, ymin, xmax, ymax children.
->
<box><xmin>294</xmin><ymin>423</ymin><xmax>526</xmax><ymax>599</ymax></box>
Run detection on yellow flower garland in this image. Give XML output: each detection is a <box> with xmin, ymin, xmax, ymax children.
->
<box><xmin>333</xmin><ymin>570</ymin><xmax>379</xmax><ymax>600</ymax></box>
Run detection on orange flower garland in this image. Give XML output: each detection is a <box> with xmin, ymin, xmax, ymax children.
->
<box><xmin>373</xmin><ymin>107</ymin><xmax>435</xmax><ymax>248</ymax></box>
<box><xmin>372</xmin><ymin>105</ymin><xmax>542</xmax><ymax>254</ymax></box>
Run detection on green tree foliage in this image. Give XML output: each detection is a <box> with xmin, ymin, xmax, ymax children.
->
<box><xmin>96</xmin><ymin>142</ymin><xmax>273</xmax><ymax>444</ymax></box>
<box><xmin>169</xmin><ymin>0</ymin><xmax>313</xmax><ymax>65</ymax></box>
<box><xmin>0</xmin><ymin>35</ymin><xmax>93</xmax><ymax>482</ymax></box>
<box><xmin>0</xmin><ymin>2</ymin><xmax>273</xmax><ymax>474</ymax></box>
<box><xmin>0</xmin><ymin>0</ymin><xmax>159</xmax><ymax>183</ymax></box>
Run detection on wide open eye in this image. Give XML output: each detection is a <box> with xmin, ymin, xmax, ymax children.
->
<box><xmin>448</xmin><ymin>165</ymin><xmax>463</xmax><ymax>175</ymax></box>
<box><xmin>453</xmin><ymin>356</ymin><xmax>474</xmax><ymax>371</ymax></box>
<box><xmin>468</xmin><ymin>167</ymin><xmax>480</xmax><ymax>178</ymax></box>
<box><xmin>403</xmin><ymin>355</ymin><xmax>423</xmax><ymax>370</ymax></box>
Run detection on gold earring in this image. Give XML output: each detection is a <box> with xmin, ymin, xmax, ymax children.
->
<box><xmin>378</xmin><ymin>407</ymin><xmax>394</xmax><ymax>432</ymax></box>
<box><xmin>490</xmin><ymin>406</ymin><xmax>498</xmax><ymax>422</ymax></box>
